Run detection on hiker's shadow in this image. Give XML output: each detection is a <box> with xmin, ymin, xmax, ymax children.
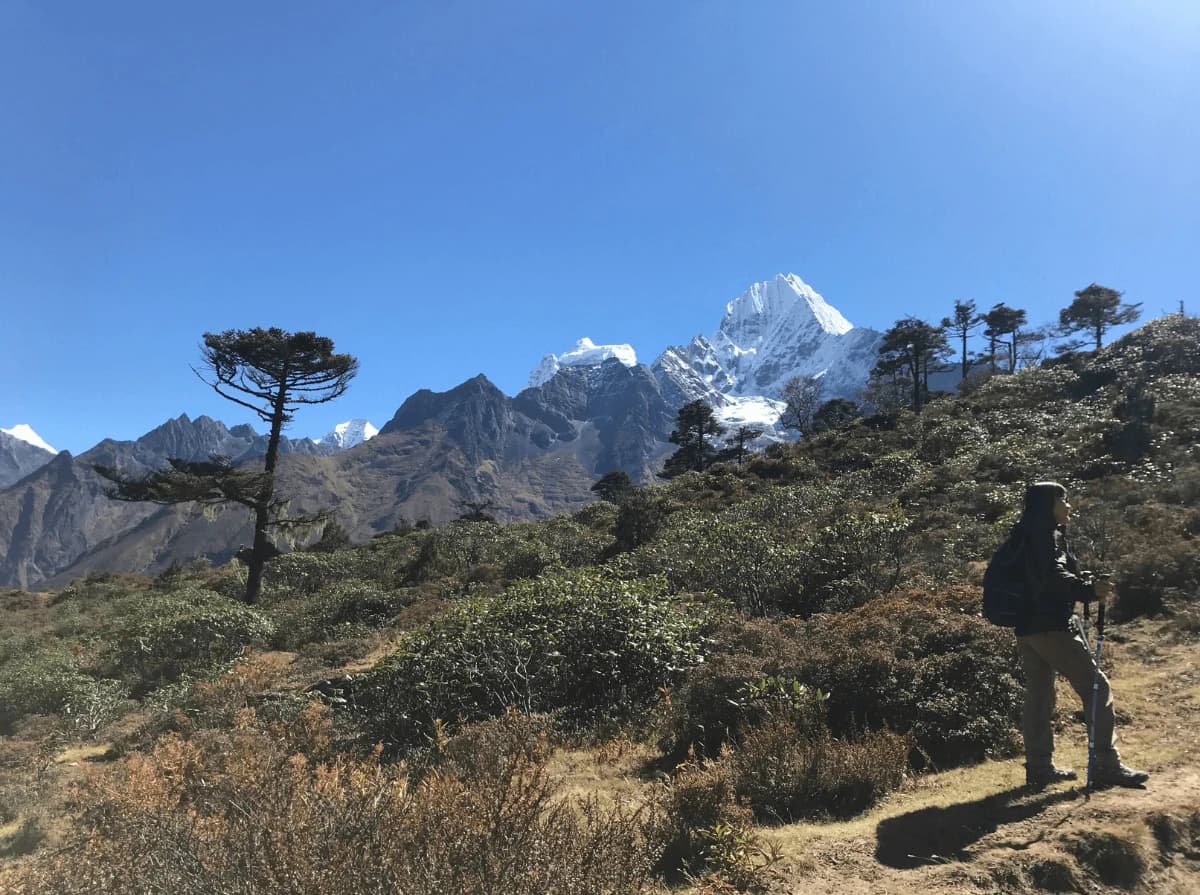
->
<box><xmin>875</xmin><ymin>784</ymin><xmax>1080</xmax><ymax>869</ymax></box>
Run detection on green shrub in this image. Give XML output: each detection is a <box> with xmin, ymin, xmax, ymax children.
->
<box><xmin>271</xmin><ymin>579</ymin><xmax>413</xmax><ymax>648</ymax></box>
<box><xmin>100</xmin><ymin>587</ymin><xmax>275</xmax><ymax>689</ymax></box>
<box><xmin>262</xmin><ymin>550</ymin><xmax>368</xmax><ymax>597</ymax></box>
<box><xmin>640</xmin><ymin>511</ymin><xmax>802</xmax><ymax>615</ymax></box>
<box><xmin>614</xmin><ymin>489</ymin><xmax>665</xmax><ymax>551</ymax></box>
<box><xmin>918</xmin><ymin>417</ymin><xmax>988</xmax><ymax>464</ymax></box>
<box><xmin>665</xmin><ymin>590</ymin><xmax>1023</xmax><ymax>770</ymax></box>
<box><xmin>1115</xmin><ymin>541</ymin><xmax>1200</xmax><ymax>619</ymax></box>
<box><xmin>0</xmin><ymin>647</ymin><xmax>106</xmax><ymax>733</ymax></box>
<box><xmin>790</xmin><ymin>510</ymin><xmax>907</xmax><ymax>614</ymax></box>
<box><xmin>356</xmin><ymin>569</ymin><xmax>716</xmax><ymax>748</ymax></box>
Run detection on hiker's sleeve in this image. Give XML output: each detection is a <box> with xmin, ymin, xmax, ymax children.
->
<box><xmin>1027</xmin><ymin>531</ymin><xmax>1094</xmax><ymax>605</ymax></box>
<box><xmin>1048</xmin><ymin>532</ymin><xmax>1095</xmax><ymax>603</ymax></box>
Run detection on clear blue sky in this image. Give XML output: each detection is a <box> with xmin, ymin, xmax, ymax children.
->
<box><xmin>2</xmin><ymin>1</ymin><xmax>1197</xmax><ymax>454</ymax></box>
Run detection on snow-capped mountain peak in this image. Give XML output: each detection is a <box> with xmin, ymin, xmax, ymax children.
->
<box><xmin>527</xmin><ymin>338</ymin><xmax>638</xmax><ymax>388</ymax></box>
<box><xmin>313</xmin><ymin>419</ymin><xmax>378</xmax><ymax>450</ymax></box>
<box><xmin>651</xmin><ymin>273</ymin><xmax>882</xmax><ymax>406</ymax></box>
<box><xmin>720</xmin><ymin>273</ymin><xmax>853</xmax><ymax>341</ymax></box>
<box><xmin>1</xmin><ymin>424</ymin><xmax>57</xmax><ymax>454</ymax></box>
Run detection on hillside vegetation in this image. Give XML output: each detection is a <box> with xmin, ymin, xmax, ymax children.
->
<box><xmin>1</xmin><ymin>316</ymin><xmax>1199</xmax><ymax>893</ymax></box>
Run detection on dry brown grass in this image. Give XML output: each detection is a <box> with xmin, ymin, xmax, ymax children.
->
<box><xmin>2</xmin><ymin>706</ymin><xmax>667</xmax><ymax>895</ymax></box>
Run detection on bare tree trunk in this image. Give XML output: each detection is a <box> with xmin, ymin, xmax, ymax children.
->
<box><xmin>245</xmin><ymin>382</ymin><xmax>288</xmax><ymax>603</ymax></box>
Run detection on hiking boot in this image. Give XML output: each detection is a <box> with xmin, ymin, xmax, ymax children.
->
<box><xmin>1092</xmin><ymin>763</ymin><xmax>1149</xmax><ymax>788</ymax></box>
<box><xmin>1026</xmin><ymin>765</ymin><xmax>1078</xmax><ymax>788</ymax></box>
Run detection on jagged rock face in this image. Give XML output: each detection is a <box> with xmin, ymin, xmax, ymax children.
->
<box><xmin>0</xmin><ymin>414</ymin><xmax>334</xmax><ymax>589</ymax></box>
<box><xmin>654</xmin><ymin>274</ymin><xmax>882</xmax><ymax>405</ymax></box>
<box><xmin>651</xmin><ymin>343</ymin><xmax>733</xmax><ymax>410</ymax></box>
<box><xmin>0</xmin><ymin>452</ymin><xmax>164</xmax><ymax>589</ymax></box>
<box><xmin>83</xmin><ymin>414</ymin><xmax>329</xmax><ymax>478</ymax></box>
<box><xmin>0</xmin><ymin>430</ymin><xmax>56</xmax><ymax>489</ymax></box>
<box><xmin>2</xmin><ymin>367</ymin><xmax>675</xmax><ymax>588</ymax></box>
<box><xmin>516</xmin><ymin>359</ymin><xmax>675</xmax><ymax>480</ymax></box>
<box><xmin>381</xmin><ymin>375</ymin><xmax>544</xmax><ymax>466</ymax></box>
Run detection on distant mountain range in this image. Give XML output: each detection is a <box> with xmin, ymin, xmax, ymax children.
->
<box><xmin>0</xmin><ymin>274</ymin><xmax>883</xmax><ymax>588</ymax></box>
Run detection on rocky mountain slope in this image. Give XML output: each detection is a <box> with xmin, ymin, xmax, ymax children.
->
<box><xmin>0</xmin><ymin>361</ymin><xmax>675</xmax><ymax>588</ymax></box>
<box><xmin>0</xmin><ymin>414</ymin><xmax>343</xmax><ymax>589</ymax></box>
<box><xmin>0</xmin><ymin>426</ymin><xmax>57</xmax><ymax>489</ymax></box>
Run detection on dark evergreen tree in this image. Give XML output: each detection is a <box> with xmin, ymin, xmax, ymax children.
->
<box><xmin>941</xmin><ymin>299</ymin><xmax>982</xmax><ymax>381</ymax></box>
<box><xmin>661</xmin><ymin>400</ymin><xmax>724</xmax><ymax>478</ymax></box>
<box><xmin>95</xmin><ymin>328</ymin><xmax>357</xmax><ymax>603</ymax></box>
<box><xmin>1059</xmin><ymin>283</ymin><xmax>1141</xmax><ymax>350</ymax></box>
<box><xmin>982</xmin><ymin>303</ymin><xmax>1027</xmax><ymax>373</ymax></box>
<box><xmin>590</xmin><ymin>470</ymin><xmax>634</xmax><ymax>503</ymax></box>
<box><xmin>811</xmin><ymin>398</ymin><xmax>861</xmax><ymax>433</ymax></box>
<box><xmin>875</xmin><ymin>318</ymin><xmax>951</xmax><ymax>412</ymax></box>
<box><xmin>720</xmin><ymin>426</ymin><xmax>763</xmax><ymax>466</ymax></box>
<box><xmin>779</xmin><ymin>375</ymin><xmax>824</xmax><ymax>435</ymax></box>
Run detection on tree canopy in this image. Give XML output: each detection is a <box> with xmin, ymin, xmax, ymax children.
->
<box><xmin>873</xmin><ymin>317</ymin><xmax>951</xmax><ymax>412</ymax></box>
<box><xmin>97</xmin><ymin>328</ymin><xmax>358</xmax><ymax>603</ymax></box>
<box><xmin>1059</xmin><ymin>283</ymin><xmax>1141</xmax><ymax>350</ymax></box>
<box><xmin>661</xmin><ymin>400</ymin><xmax>724</xmax><ymax>478</ymax></box>
<box><xmin>981</xmin><ymin>303</ymin><xmax>1027</xmax><ymax>372</ymax></box>
<box><xmin>941</xmin><ymin>299</ymin><xmax>981</xmax><ymax>381</ymax></box>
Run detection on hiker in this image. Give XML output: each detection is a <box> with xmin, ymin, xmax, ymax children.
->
<box><xmin>1010</xmin><ymin>482</ymin><xmax>1149</xmax><ymax>789</ymax></box>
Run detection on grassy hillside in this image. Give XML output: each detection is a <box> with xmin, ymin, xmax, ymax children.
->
<box><xmin>1</xmin><ymin>315</ymin><xmax>1198</xmax><ymax>893</ymax></box>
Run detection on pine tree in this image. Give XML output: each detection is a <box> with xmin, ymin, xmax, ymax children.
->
<box><xmin>95</xmin><ymin>328</ymin><xmax>358</xmax><ymax>603</ymax></box>
<box><xmin>661</xmin><ymin>400</ymin><xmax>724</xmax><ymax>478</ymax></box>
<box><xmin>721</xmin><ymin>426</ymin><xmax>763</xmax><ymax>466</ymax></box>
<box><xmin>1059</xmin><ymin>283</ymin><xmax>1141</xmax><ymax>350</ymax></box>
<box><xmin>982</xmin><ymin>303</ymin><xmax>1027</xmax><ymax>373</ymax></box>
<box><xmin>590</xmin><ymin>470</ymin><xmax>633</xmax><ymax>503</ymax></box>
<box><xmin>941</xmin><ymin>299</ymin><xmax>982</xmax><ymax>381</ymax></box>
<box><xmin>875</xmin><ymin>318</ymin><xmax>951</xmax><ymax>412</ymax></box>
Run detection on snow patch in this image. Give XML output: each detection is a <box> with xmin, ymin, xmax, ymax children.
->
<box><xmin>713</xmin><ymin>396</ymin><xmax>787</xmax><ymax>430</ymax></box>
<box><xmin>1</xmin><ymin>424</ymin><xmax>56</xmax><ymax>454</ymax></box>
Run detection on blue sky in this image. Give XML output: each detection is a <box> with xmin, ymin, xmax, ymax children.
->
<box><xmin>2</xmin><ymin>0</ymin><xmax>1197</xmax><ymax>454</ymax></box>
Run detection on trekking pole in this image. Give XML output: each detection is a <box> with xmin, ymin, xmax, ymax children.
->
<box><xmin>1086</xmin><ymin>597</ymin><xmax>1106</xmax><ymax>794</ymax></box>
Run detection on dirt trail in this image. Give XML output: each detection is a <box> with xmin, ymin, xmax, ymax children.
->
<box><xmin>755</xmin><ymin>616</ymin><xmax>1200</xmax><ymax>893</ymax></box>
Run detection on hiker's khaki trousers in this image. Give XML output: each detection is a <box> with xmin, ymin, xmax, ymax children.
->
<box><xmin>1017</xmin><ymin>624</ymin><xmax>1120</xmax><ymax>771</ymax></box>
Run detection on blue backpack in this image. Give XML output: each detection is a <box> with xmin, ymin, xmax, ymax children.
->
<box><xmin>982</xmin><ymin>534</ymin><xmax>1031</xmax><ymax>627</ymax></box>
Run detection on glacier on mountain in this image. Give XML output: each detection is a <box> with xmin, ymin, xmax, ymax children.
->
<box><xmin>1</xmin><ymin>424</ymin><xmax>57</xmax><ymax>454</ymax></box>
<box><xmin>527</xmin><ymin>338</ymin><xmax>638</xmax><ymax>388</ymax></box>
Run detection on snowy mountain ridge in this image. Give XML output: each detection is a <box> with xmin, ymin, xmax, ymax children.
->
<box><xmin>525</xmin><ymin>273</ymin><xmax>878</xmax><ymax>438</ymax></box>
<box><xmin>1</xmin><ymin>424</ymin><xmax>57</xmax><ymax>455</ymax></box>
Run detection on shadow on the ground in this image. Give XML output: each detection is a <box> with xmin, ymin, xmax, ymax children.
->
<box><xmin>875</xmin><ymin>784</ymin><xmax>1080</xmax><ymax>869</ymax></box>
